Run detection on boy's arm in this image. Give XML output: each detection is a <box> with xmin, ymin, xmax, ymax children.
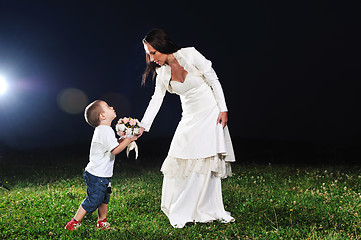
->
<box><xmin>111</xmin><ymin>136</ymin><xmax>137</xmax><ymax>155</ymax></box>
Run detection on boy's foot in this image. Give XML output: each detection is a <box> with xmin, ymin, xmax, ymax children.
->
<box><xmin>65</xmin><ymin>218</ymin><xmax>81</xmax><ymax>230</ymax></box>
<box><xmin>97</xmin><ymin>218</ymin><xmax>111</xmax><ymax>230</ymax></box>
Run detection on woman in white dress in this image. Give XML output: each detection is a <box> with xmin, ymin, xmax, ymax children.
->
<box><xmin>137</xmin><ymin>29</ymin><xmax>236</xmax><ymax>228</ymax></box>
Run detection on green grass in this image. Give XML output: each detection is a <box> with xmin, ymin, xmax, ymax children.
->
<box><xmin>1</xmin><ymin>158</ymin><xmax>361</xmax><ymax>239</ymax></box>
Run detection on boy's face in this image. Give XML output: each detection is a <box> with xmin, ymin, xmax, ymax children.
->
<box><xmin>100</xmin><ymin>101</ymin><xmax>116</xmax><ymax>121</ymax></box>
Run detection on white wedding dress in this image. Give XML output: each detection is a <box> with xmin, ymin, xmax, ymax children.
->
<box><xmin>161</xmin><ymin>74</ymin><xmax>235</xmax><ymax>228</ymax></box>
<box><xmin>140</xmin><ymin>47</ymin><xmax>236</xmax><ymax>228</ymax></box>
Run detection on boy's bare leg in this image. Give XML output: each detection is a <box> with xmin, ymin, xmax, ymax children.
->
<box><xmin>73</xmin><ymin>205</ymin><xmax>87</xmax><ymax>222</ymax></box>
<box><xmin>97</xmin><ymin>203</ymin><xmax>108</xmax><ymax>221</ymax></box>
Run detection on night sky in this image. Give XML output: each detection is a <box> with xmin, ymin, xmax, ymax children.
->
<box><xmin>0</xmin><ymin>1</ymin><xmax>360</xmax><ymax>150</ymax></box>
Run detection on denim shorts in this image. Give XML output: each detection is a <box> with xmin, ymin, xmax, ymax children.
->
<box><xmin>81</xmin><ymin>171</ymin><xmax>111</xmax><ymax>214</ymax></box>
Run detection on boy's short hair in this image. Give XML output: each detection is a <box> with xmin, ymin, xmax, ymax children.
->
<box><xmin>84</xmin><ymin>100</ymin><xmax>104</xmax><ymax>127</ymax></box>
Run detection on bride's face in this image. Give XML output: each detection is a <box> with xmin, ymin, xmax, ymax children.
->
<box><xmin>143</xmin><ymin>42</ymin><xmax>168</xmax><ymax>66</ymax></box>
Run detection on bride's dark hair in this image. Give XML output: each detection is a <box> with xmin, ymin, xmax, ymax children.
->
<box><xmin>142</xmin><ymin>29</ymin><xmax>181</xmax><ymax>85</ymax></box>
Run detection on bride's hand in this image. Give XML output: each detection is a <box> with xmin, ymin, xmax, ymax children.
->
<box><xmin>217</xmin><ymin>112</ymin><xmax>228</xmax><ymax>128</ymax></box>
<box><xmin>136</xmin><ymin>127</ymin><xmax>145</xmax><ymax>138</ymax></box>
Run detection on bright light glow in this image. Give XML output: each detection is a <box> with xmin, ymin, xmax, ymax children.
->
<box><xmin>0</xmin><ymin>76</ymin><xmax>8</xmax><ymax>95</ymax></box>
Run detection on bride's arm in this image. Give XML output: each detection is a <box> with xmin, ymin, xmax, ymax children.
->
<box><xmin>139</xmin><ymin>75</ymin><xmax>167</xmax><ymax>133</ymax></box>
<box><xmin>190</xmin><ymin>48</ymin><xmax>228</xmax><ymax>113</ymax></box>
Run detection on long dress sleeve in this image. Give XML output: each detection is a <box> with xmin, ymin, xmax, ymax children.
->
<box><xmin>191</xmin><ymin>48</ymin><xmax>228</xmax><ymax>112</ymax></box>
<box><xmin>140</xmin><ymin>74</ymin><xmax>167</xmax><ymax>132</ymax></box>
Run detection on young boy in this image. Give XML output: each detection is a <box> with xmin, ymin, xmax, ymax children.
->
<box><xmin>65</xmin><ymin>100</ymin><xmax>137</xmax><ymax>230</ymax></box>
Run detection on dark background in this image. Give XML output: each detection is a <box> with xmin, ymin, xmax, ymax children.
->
<box><xmin>0</xmin><ymin>1</ymin><xmax>360</xmax><ymax>165</ymax></box>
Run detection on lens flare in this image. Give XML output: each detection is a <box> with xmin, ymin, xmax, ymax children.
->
<box><xmin>0</xmin><ymin>76</ymin><xmax>8</xmax><ymax>95</ymax></box>
<box><xmin>57</xmin><ymin>88</ymin><xmax>89</xmax><ymax>114</ymax></box>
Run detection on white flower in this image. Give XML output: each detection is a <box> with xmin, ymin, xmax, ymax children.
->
<box><xmin>133</xmin><ymin>128</ymin><xmax>140</xmax><ymax>135</ymax></box>
<box><xmin>125</xmin><ymin>128</ymin><xmax>133</xmax><ymax>135</ymax></box>
<box><xmin>116</xmin><ymin>124</ymin><xmax>126</xmax><ymax>132</ymax></box>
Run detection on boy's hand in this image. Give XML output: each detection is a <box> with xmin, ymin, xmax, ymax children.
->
<box><xmin>111</xmin><ymin>135</ymin><xmax>137</xmax><ymax>155</ymax></box>
<box><xmin>129</xmin><ymin>135</ymin><xmax>138</xmax><ymax>142</ymax></box>
<box><xmin>122</xmin><ymin>135</ymin><xmax>138</xmax><ymax>143</ymax></box>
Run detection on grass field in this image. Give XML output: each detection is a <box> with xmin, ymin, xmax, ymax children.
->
<box><xmin>1</xmin><ymin>155</ymin><xmax>361</xmax><ymax>239</ymax></box>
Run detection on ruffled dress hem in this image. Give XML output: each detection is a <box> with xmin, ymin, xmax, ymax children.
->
<box><xmin>160</xmin><ymin>154</ymin><xmax>232</xmax><ymax>179</ymax></box>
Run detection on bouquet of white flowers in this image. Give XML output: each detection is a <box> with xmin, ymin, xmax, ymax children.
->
<box><xmin>116</xmin><ymin>117</ymin><xmax>141</xmax><ymax>137</ymax></box>
<box><xmin>115</xmin><ymin>117</ymin><xmax>140</xmax><ymax>159</ymax></box>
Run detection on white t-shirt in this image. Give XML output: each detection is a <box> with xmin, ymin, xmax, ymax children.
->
<box><xmin>85</xmin><ymin>125</ymin><xmax>119</xmax><ymax>178</ymax></box>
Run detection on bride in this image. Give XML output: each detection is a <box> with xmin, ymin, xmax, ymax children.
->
<box><xmin>137</xmin><ymin>29</ymin><xmax>236</xmax><ymax>228</ymax></box>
